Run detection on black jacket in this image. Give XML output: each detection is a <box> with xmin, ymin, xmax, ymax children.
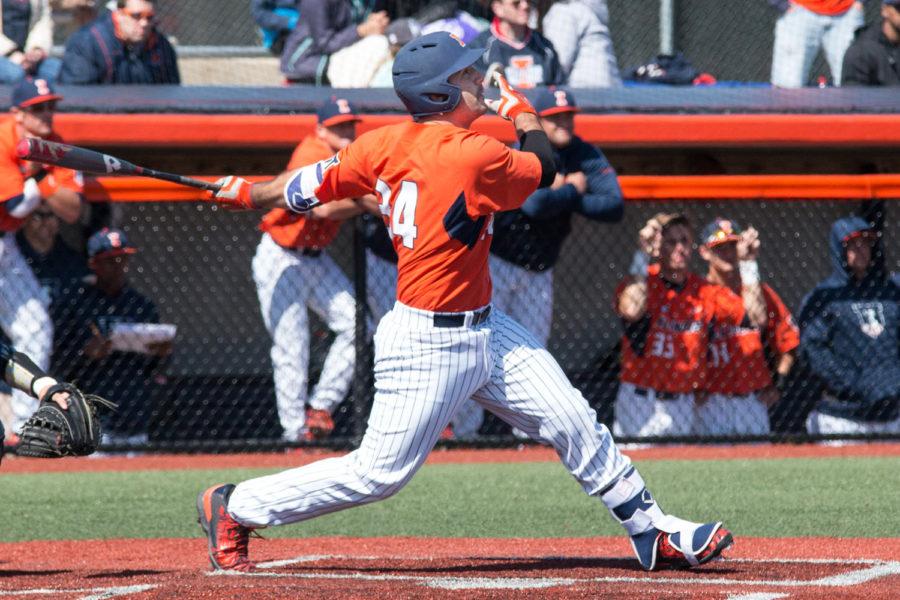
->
<box><xmin>59</xmin><ymin>12</ymin><xmax>180</xmax><ymax>85</ymax></box>
<box><xmin>841</xmin><ymin>23</ymin><xmax>900</xmax><ymax>86</ymax></box>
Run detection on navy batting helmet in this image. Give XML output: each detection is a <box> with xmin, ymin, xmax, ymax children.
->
<box><xmin>392</xmin><ymin>31</ymin><xmax>484</xmax><ymax>118</ymax></box>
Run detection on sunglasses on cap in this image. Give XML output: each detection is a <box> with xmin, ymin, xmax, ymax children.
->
<box><xmin>23</xmin><ymin>100</ymin><xmax>58</xmax><ymax>114</ymax></box>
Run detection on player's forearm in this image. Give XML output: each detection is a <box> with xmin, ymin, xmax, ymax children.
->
<box><xmin>3</xmin><ymin>349</ymin><xmax>56</xmax><ymax>399</ymax></box>
<box><xmin>618</xmin><ymin>280</ymin><xmax>649</xmax><ymax>322</ymax></box>
<box><xmin>517</xmin><ymin>120</ymin><xmax>557</xmax><ymax>189</ymax></box>
<box><xmin>741</xmin><ymin>283</ymin><xmax>768</xmax><ymax>328</ymax></box>
<box><xmin>46</xmin><ymin>188</ymin><xmax>82</xmax><ymax>224</ymax></box>
<box><xmin>776</xmin><ymin>351</ymin><xmax>795</xmax><ymax>376</ymax></box>
<box><xmin>250</xmin><ymin>170</ymin><xmax>296</xmax><ymax>210</ymax></box>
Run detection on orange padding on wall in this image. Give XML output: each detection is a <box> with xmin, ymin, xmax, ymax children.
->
<box><xmin>54</xmin><ymin>113</ymin><xmax>900</xmax><ymax>147</ymax></box>
<box><xmin>83</xmin><ymin>174</ymin><xmax>900</xmax><ymax>203</ymax></box>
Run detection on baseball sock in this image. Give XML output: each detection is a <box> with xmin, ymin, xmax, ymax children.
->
<box><xmin>599</xmin><ymin>466</ymin><xmax>665</xmax><ymax>537</ymax></box>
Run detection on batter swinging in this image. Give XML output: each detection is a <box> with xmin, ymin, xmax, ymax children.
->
<box><xmin>198</xmin><ymin>32</ymin><xmax>733</xmax><ymax>573</ymax></box>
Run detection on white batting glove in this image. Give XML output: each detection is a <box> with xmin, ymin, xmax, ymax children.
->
<box><xmin>209</xmin><ymin>176</ymin><xmax>256</xmax><ymax>210</ymax></box>
<box><xmin>10</xmin><ymin>177</ymin><xmax>42</xmax><ymax>218</ymax></box>
<box><xmin>484</xmin><ymin>72</ymin><xmax>536</xmax><ymax>121</ymax></box>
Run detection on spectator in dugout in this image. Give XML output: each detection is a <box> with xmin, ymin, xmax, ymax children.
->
<box><xmin>613</xmin><ymin>214</ymin><xmax>744</xmax><ymax>438</ymax></box>
<box><xmin>799</xmin><ymin>216</ymin><xmax>900</xmax><ymax>435</ymax></box>
<box><xmin>542</xmin><ymin>0</ymin><xmax>621</xmax><ymax>88</ymax></box>
<box><xmin>58</xmin><ymin>0</ymin><xmax>179</xmax><ymax>85</ymax></box>
<box><xmin>52</xmin><ymin>228</ymin><xmax>172</xmax><ymax>445</ymax></box>
<box><xmin>0</xmin><ymin>0</ymin><xmax>60</xmax><ymax>84</ymax></box>
<box><xmin>474</xmin><ymin>0</ymin><xmax>564</xmax><ymax>89</ymax></box>
<box><xmin>281</xmin><ymin>0</ymin><xmax>390</xmax><ymax>87</ymax></box>
<box><xmin>696</xmin><ymin>218</ymin><xmax>799</xmax><ymax>436</ymax></box>
<box><xmin>769</xmin><ymin>0</ymin><xmax>865</xmax><ymax>88</ymax></box>
<box><xmin>841</xmin><ymin>0</ymin><xmax>900</xmax><ymax>86</ymax></box>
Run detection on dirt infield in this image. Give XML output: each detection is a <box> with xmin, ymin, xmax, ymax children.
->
<box><xmin>5</xmin><ymin>442</ymin><xmax>900</xmax><ymax>474</ymax></box>
<box><xmin>0</xmin><ymin>536</ymin><xmax>897</xmax><ymax>599</ymax></box>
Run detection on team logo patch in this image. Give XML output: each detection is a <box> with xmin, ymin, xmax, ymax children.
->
<box><xmin>852</xmin><ymin>302</ymin><xmax>886</xmax><ymax>339</ymax></box>
<box><xmin>336</xmin><ymin>98</ymin><xmax>351</xmax><ymax>114</ymax></box>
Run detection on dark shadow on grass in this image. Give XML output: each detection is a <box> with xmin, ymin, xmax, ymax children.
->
<box><xmin>85</xmin><ymin>569</ymin><xmax>168</xmax><ymax>579</ymax></box>
<box><xmin>0</xmin><ymin>569</ymin><xmax>69</xmax><ymax>577</ymax></box>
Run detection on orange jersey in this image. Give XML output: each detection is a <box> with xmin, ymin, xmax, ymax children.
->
<box><xmin>260</xmin><ymin>135</ymin><xmax>342</xmax><ymax>249</ymax></box>
<box><xmin>791</xmin><ymin>0</ymin><xmax>857</xmax><ymax>16</ymax></box>
<box><xmin>616</xmin><ymin>265</ymin><xmax>743</xmax><ymax>393</ymax></box>
<box><xmin>0</xmin><ymin>118</ymin><xmax>82</xmax><ymax>232</ymax></box>
<box><xmin>705</xmin><ymin>284</ymin><xmax>800</xmax><ymax>395</ymax></box>
<box><xmin>314</xmin><ymin>121</ymin><xmax>541</xmax><ymax>312</ymax></box>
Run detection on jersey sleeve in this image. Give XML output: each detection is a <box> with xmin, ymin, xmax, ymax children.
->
<box><xmin>764</xmin><ymin>285</ymin><xmax>800</xmax><ymax>354</ymax></box>
<box><xmin>466</xmin><ymin>134</ymin><xmax>541</xmax><ymax>215</ymax></box>
<box><xmin>314</xmin><ymin>135</ymin><xmax>375</xmax><ymax>202</ymax></box>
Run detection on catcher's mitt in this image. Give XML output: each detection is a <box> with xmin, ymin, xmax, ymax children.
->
<box><xmin>17</xmin><ymin>382</ymin><xmax>117</xmax><ymax>458</ymax></box>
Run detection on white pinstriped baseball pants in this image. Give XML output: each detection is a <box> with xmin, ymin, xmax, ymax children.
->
<box><xmin>252</xmin><ymin>234</ymin><xmax>358</xmax><ymax>439</ymax></box>
<box><xmin>0</xmin><ymin>235</ymin><xmax>52</xmax><ymax>431</ymax></box>
<box><xmin>228</xmin><ymin>302</ymin><xmax>631</xmax><ymax>527</ymax></box>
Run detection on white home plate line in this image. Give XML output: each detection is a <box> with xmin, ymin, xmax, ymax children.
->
<box><xmin>206</xmin><ymin>557</ymin><xmax>900</xmax><ymax>591</ymax></box>
<box><xmin>726</xmin><ymin>594</ymin><xmax>790</xmax><ymax>600</ymax></box>
<box><xmin>0</xmin><ymin>584</ymin><xmax>158</xmax><ymax>599</ymax></box>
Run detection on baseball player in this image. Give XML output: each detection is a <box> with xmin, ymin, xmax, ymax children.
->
<box><xmin>697</xmin><ymin>218</ymin><xmax>799</xmax><ymax>436</ymax></box>
<box><xmin>614</xmin><ymin>214</ymin><xmax>744</xmax><ymax>438</ymax></box>
<box><xmin>252</xmin><ymin>98</ymin><xmax>375</xmax><ymax>441</ymax></box>
<box><xmin>0</xmin><ymin>77</ymin><xmax>82</xmax><ymax>436</ymax></box>
<box><xmin>199</xmin><ymin>32</ymin><xmax>733</xmax><ymax>573</ymax></box>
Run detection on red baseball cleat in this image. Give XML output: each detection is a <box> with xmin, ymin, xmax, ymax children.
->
<box><xmin>658</xmin><ymin>523</ymin><xmax>733</xmax><ymax>568</ymax></box>
<box><xmin>196</xmin><ymin>483</ymin><xmax>255</xmax><ymax>572</ymax></box>
<box><xmin>305</xmin><ymin>408</ymin><xmax>335</xmax><ymax>440</ymax></box>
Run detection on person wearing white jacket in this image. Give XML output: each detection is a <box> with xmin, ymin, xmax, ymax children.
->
<box><xmin>0</xmin><ymin>0</ymin><xmax>59</xmax><ymax>83</ymax></box>
<box><xmin>543</xmin><ymin>0</ymin><xmax>621</xmax><ymax>87</ymax></box>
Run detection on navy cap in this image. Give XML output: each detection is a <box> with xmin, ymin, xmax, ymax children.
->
<box><xmin>316</xmin><ymin>97</ymin><xmax>361</xmax><ymax>127</ymax></box>
<box><xmin>701</xmin><ymin>218</ymin><xmax>742</xmax><ymax>247</ymax></box>
<box><xmin>534</xmin><ymin>87</ymin><xmax>579</xmax><ymax>117</ymax></box>
<box><xmin>87</xmin><ymin>227</ymin><xmax>137</xmax><ymax>259</ymax></box>
<box><xmin>12</xmin><ymin>77</ymin><xmax>62</xmax><ymax>109</ymax></box>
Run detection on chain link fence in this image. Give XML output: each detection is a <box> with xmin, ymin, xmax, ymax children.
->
<box><xmin>2</xmin><ymin>196</ymin><xmax>895</xmax><ymax>450</ymax></box>
<box><xmin>49</xmin><ymin>1</ymin><xmax>888</xmax><ymax>86</ymax></box>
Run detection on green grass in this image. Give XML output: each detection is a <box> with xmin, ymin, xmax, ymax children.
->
<box><xmin>0</xmin><ymin>456</ymin><xmax>897</xmax><ymax>542</ymax></box>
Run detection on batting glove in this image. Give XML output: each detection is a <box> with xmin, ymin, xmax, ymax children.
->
<box><xmin>209</xmin><ymin>176</ymin><xmax>256</xmax><ymax>210</ymax></box>
<box><xmin>10</xmin><ymin>177</ymin><xmax>42</xmax><ymax>218</ymax></box>
<box><xmin>484</xmin><ymin>72</ymin><xmax>536</xmax><ymax>121</ymax></box>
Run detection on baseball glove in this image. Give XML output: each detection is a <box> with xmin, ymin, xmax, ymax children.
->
<box><xmin>16</xmin><ymin>382</ymin><xmax>117</xmax><ymax>458</ymax></box>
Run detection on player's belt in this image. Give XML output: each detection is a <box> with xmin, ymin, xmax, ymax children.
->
<box><xmin>633</xmin><ymin>387</ymin><xmax>680</xmax><ymax>401</ymax></box>
<box><xmin>433</xmin><ymin>306</ymin><xmax>492</xmax><ymax>328</ymax></box>
<box><xmin>298</xmin><ymin>247</ymin><xmax>322</xmax><ymax>257</ymax></box>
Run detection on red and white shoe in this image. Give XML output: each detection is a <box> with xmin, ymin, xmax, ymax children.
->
<box><xmin>196</xmin><ymin>483</ymin><xmax>256</xmax><ymax>572</ymax></box>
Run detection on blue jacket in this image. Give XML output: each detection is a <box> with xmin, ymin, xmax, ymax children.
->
<box><xmin>490</xmin><ymin>136</ymin><xmax>623</xmax><ymax>271</ymax></box>
<box><xmin>799</xmin><ymin>216</ymin><xmax>900</xmax><ymax>421</ymax></box>
<box><xmin>58</xmin><ymin>13</ymin><xmax>180</xmax><ymax>84</ymax></box>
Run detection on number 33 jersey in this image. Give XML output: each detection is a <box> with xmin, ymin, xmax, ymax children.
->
<box><xmin>314</xmin><ymin>121</ymin><xmax>542</xmax><ymax>312</ymax></box>
<box><xmin>615</xmin><ymin>264</ymin><xmax>744</xmax><ymax>393</ymax></box>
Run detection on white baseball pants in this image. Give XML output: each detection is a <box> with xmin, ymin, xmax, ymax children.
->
<box><xmin>228</xmin><ymin>303</ymin><xmax>630</xmax><ymax>527</ymax></box>
<box><xmin>488</xmin><ymin>254</ymin><xmax>553</xmax><ymax>346</ymax></box>
<box><xmin>252</xmin><ymin>233</ymin><xmax>357</xmax><ymax>440</ymax></box>
<box><xmin>613</xmin><ymin>382</ymin><xmax>695</xmax><ymax>438</ymax></box>
<box><xmin>806</xmin><ymin>407</ymin><xmax>900</xmax><ymax>436</ymax></box>
<box><xmin>696</xmin><ymin>392</ymin><xmax>771</xmax><ymax>436</ymax></box>
<box><xmin>0</xmin><ymin>235</ymin><xmax>52</xmax><ymax>431</ymax></box>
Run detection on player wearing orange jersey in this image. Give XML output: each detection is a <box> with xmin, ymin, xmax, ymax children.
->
<box><xmin>252</xmin><ymin>97</ymin><xmax>377</xmax><ymax>442</ymax></box>
<box><xmin>615</xmin><ymin>213</ymin><xmax>744</xmax><ymax>438</ymax></box>
<box><xmin>0</xmin><ymin>77</ymin><xmax>81</xmax><ymax>436</ymax></box>
<box><xmin>198</xmin><ymin>32</ymin><xmax>733</xmax><ymax>574</ymax></box>
<box><xmin>697</xmin><ymin>218</ymin><xmax>799</xmax><ymax>436</ymax></box>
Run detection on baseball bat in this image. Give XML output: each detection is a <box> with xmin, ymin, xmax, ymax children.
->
<box><xmin>16</xmin><ymin>138</ymin><xmax>222</xmax><ymax>193</ymax></box>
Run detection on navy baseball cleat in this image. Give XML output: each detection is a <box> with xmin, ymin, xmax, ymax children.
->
<box><xmin>631</xmin><ymin>520</ymin><xmax>733</xmax><ymax>571</ymax></box>
<box><xmin>197</xmin><ymin>483</ymin><xmax>256</xmax><ymax>572</ymax></box>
